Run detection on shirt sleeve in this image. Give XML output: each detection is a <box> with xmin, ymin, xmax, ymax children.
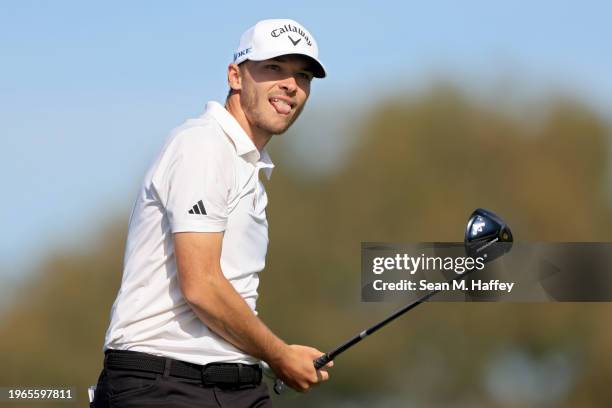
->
<box><xmin>151</xmin><ymin>127</ymin><xmax>234</xmax><ymax>233</ymax></box>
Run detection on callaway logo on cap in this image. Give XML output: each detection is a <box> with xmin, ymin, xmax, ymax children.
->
<box><xmin>232</xmin><ymin>19</ymin><xmax>326</xmax><ymax>78</ymax></box>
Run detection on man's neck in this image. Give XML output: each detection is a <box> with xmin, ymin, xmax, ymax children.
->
<box><xmin>225</xmin><ymin>98</ymin><xmax>272</xmax><ymax>151</ymax></box>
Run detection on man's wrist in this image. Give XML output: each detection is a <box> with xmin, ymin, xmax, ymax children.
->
<box><xmin>263</xmin><ymin>338</ymin><xmax>289</xmax><ymax>366</ymax></box>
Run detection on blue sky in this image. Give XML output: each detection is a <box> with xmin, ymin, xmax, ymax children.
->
<box><xmin>1</xmin><ymin>0</ymin><xmax>611</xmax><ymax>282</ymax></box>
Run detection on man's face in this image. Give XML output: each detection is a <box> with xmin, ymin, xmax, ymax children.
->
<box><xmin>237</xmin><ymin>55</ymin><xmax>314</xmax><ymax>135</ymax></box>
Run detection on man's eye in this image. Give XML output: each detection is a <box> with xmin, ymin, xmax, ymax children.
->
<box><xmin>298</xmin><ymin>72</ymin><xmax>313</xmax><ymax>81</ymax></box>
<box><xmin>266</xmin><ymin>64</ymin><xmax>281</xmax><ymax>71</ymax></box>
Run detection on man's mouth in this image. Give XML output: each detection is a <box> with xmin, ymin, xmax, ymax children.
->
<box><xmin>269</xmin><ymin>97</ymin><xmax>294</xmax><ymax>115</ymax></box>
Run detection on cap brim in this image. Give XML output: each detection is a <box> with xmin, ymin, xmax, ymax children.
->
<box><xmin>246</xmin><ymin>50</ymin><xmax>326</xmax><ymax>78</ymax></box>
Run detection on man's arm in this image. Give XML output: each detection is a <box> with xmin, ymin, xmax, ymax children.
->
<box><xmin>174</xmin><ymin>231</ymin><xmax>332</xmax><ymax>392</ymax></box>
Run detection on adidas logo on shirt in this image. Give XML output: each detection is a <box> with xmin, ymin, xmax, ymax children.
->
<box><xmin>188</xmin><ymin>200</ymin><xmax>207</xmax><ymax>215</ymax></box>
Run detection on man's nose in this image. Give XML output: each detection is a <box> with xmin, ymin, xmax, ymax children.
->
<box><xmin>279</xmin><ymin>76</ymin><xmax>298</xmax><ymax>93</ymax></box>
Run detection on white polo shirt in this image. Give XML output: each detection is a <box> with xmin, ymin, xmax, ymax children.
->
<box><xmin>104</xmin><ymin>101</ymin><xmax>274</xmax><ymax>365</ymax></box>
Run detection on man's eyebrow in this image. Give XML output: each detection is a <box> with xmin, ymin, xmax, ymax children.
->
<box><xmin>268</xmin><ymin>56</ymin><xmax>315</xmax><ymax>75</ymax></box>
<box><xmin>296</xmin><ymin>63</ymin><xmax>316</xmax><ymax>77</ymax></box>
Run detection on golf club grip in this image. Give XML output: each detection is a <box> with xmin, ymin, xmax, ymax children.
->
<box><xmin>314</xmin><ymin>353</ymin><xmax>330</xmax><ymax>369</ymax></box>
<box><xmin>272</xmin><ymin>354</ymin><xmax>330</xmax><ymax>395</ymax></box>
<box><xmin>273</xmin><ymin>379</ymin><xmax>285</xmax><ymax>394</ymax></box>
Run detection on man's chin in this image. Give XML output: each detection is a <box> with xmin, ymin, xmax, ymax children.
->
<box><xmin>262</xmin><ymin>119</ymin><xmax>293</xmax><ymax>135</ymax></box>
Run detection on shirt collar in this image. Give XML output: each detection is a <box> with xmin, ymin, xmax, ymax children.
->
<box><xmin>258</xmin><ymin>148</ymin><xmax>274</xmax><ymax>180</ymax></box>
<box><xmin>205</xmin><ymin>101</ymin><xmax>275</xmax><ymax>179</ymax></box>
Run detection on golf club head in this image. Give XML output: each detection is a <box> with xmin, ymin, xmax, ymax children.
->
<box><xmin>465</xmin><ymin>208</ymin><xmax>513</xmax><ymax>263</ymax></box>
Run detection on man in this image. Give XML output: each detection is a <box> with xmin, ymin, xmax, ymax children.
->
<box><xmin>91</xmin><ymin>19</ymin><xmax>331</xmax><ymax>408</ymax></box>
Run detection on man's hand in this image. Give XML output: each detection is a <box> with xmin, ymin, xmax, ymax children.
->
<box><xmin>268</xmin><ymin>345</ymin><xmax>333</xmax><ymax>392</ymax></box>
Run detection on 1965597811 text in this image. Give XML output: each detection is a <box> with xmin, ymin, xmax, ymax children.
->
<box><xmin>1</xmin><ymin>387</ymin><xmax>75</xmax><ymax>402</ymax></box>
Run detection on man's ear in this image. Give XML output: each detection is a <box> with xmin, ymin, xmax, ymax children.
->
<box><xmin>227</xmin><ymin>63</ymin><xmax>242</xmax><ymax>91</ymax></box>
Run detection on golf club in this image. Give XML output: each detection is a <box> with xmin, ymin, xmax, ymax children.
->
<box><xmin>271</xmin><ymin>208</ymin><xmax>513</xmax><ymax>394</ymax></box>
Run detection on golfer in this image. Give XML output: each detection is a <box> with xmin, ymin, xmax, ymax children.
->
<box><xmin>91</xmin><ymin>18</ymin><xmax>331</xmax><ymax>407</ymax></box>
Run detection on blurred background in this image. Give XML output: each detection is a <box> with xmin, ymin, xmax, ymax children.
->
<box><xmin>1</xmin><ymin>1</ymin><xmax>612</xmax><ymax>406</ymax></box>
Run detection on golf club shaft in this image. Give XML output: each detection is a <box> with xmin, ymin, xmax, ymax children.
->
<box><xmin>317</xmin><ymin>268</ymin><xmax>477</xmax><ymax>366</ymax></box>
<box><xmin>274</xmin><ymin>268</ymin><xmax>478</xmax><ymax>393</ymax></box>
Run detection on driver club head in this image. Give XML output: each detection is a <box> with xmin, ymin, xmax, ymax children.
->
<box><xmin>465</xmin><ymin>208</ymin><xmax>513</xmax><ymax>262</ymax></box>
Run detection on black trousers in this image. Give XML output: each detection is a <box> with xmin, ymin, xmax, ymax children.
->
<box><xmin>91</xmin><ymin>366</ymin><xmax>272</xmax><ymax>407</ymax></box>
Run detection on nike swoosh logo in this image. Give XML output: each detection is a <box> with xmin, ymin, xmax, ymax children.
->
<box><xmin>288</xmin><ymin>35</ymin><xmax>301</xmax><ymax>46</ymax></box>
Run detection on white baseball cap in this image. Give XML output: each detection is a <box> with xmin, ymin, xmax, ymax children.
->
<box><xmin>232</xmin><ymin>19</ymin><xmax>326</xmax><ymax>78</ymax></box>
